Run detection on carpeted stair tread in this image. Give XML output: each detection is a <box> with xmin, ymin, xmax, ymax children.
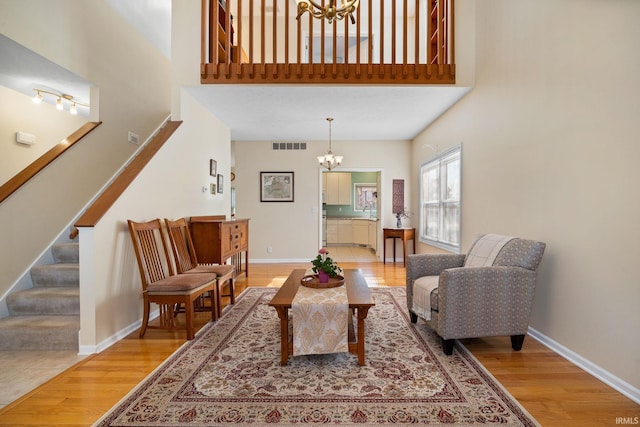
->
<box><xmin>0</xmin><ymin>315</ymin><xmax>79</xmax><ymax>350</ymax></box>
<box><xmin>7</xmin><ymin>287</ymin><xmax>79</xmax><ymax>316</ymax></box>
<box><xmin>30</xmin><ymin>264</ymin><xmax>79</xmax><ymax>287</ymax></box>
<box><xmin>52</xmin><ymin>242</ymin><xmax>79</xmax><ymax>264</ymax></box>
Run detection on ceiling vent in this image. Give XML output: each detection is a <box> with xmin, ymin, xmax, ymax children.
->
<box><xmin>272</xmin><ymin>142</ymin><xmax>307</xmax><ymax>151</ymax></box>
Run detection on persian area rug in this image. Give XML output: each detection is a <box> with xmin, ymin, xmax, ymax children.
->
<box><xmin>95</xmin><ymin>287</ymin><xmax>539</xmax><ymax>427</ymax></box>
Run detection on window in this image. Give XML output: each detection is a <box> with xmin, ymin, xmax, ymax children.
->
<box><xmin>419</xmin><ymin>145</ymin><xmax>461</xmax><ymax>252</ymax></box>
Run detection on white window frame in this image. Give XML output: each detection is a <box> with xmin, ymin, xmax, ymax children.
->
<box><xmin>419</xmin><ymin>144</ymin><xmax>461</xmax><ymax>253</ymax></box>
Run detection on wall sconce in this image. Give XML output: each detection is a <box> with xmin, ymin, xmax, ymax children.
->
<box><xmin>32</xmin><ymin>89</ymin><xmax>89</xmax><ymax>115</ymax></box>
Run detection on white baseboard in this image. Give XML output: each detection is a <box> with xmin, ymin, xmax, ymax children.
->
<box><xmin>249</xmin><ymin>258</ymin><xmax>308</xmax><ymax>264</ymax></box>
<box><xmin>78</xmin><ymin>310</ymin><xmax>158</xmax><ymax>355</ymax></box>
<box><xmin>528</xmin><ymin>327</ymin><xmax>640</xmax><ymax>404</ymax></box>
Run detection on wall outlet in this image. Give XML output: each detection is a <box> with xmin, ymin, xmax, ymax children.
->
<box><xmin>267</xmin><ymin>246</ymin><xmax>273</xmax><ymax>253</ymax></box>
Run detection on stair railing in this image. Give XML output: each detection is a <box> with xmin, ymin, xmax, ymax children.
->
<box><xmin>0</xmin><ymin>122</ymin><xmax>102</xmax><ymax>206</ymax></box>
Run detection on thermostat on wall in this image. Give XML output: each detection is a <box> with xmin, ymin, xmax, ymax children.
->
<box><xmin>16</xmin><ymin>132</ymin><xmax>36</xmax><ymax>145</ymax></box>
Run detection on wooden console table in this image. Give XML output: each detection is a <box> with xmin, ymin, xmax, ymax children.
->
<box><xmin>383</xmin><ymin>227</ymin><xmax>415</xmax><ymax>267</ymax></box>
<box><xmin>189</xmin><ymin>216</ymin><xmax>249</xmax><ymax>277</ymax></box>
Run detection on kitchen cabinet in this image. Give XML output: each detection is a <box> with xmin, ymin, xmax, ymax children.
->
<box><xmin>324</xmin><ymin>172</ymin><xmax>352</xmax><ymax>205</ymax></box>
<box><xmin>353</xmin><ymin>220</ymin><xmax>369</xmax><ymax>245</ymax></box>
<box><xmin>326</xmin><ymin>219</ymin><xmax>339</xmax><ymax>244</ymax></box>
<box><xmin>368</xmin><ymin>220</ymin><xmax>377</xmax><ymax>251</ymax></box>
<box><xmin>337</xmin><ymin>219</ymin><xmax>353</xmax><ymax>244</ymax></box>
<box><xmin>326</xmin><ymin>218</ymin><xmax>377</xmax><ymax>249</ymax></box>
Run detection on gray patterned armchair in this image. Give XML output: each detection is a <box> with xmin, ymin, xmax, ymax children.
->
<box><xmin>406</xmin><ymin>234</ymin><xmax>546</xmax><ymax>355</ymax></box>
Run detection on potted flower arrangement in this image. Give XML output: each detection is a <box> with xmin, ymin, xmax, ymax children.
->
<box><xmin>395</xmin><ymin>207</ymin><xmax>411</xmax><ymax>228</ymax></box>
<box><xmin>311</xmin><ymin>248</ymin><xmax>342</xmax><ymax>283</ymax></box>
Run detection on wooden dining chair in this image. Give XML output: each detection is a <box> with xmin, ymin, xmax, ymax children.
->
<box><xmin>165</xmin><ymin>218</ymin><xmax>236</xmax><ymax>319</ymax></box>
<box><xmin>127</xmin><ymin>219</ymin><xmax>218</xmax><ymax>340</ymax></box>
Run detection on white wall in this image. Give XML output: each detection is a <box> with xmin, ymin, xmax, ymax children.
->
<box><xmin>232</xmin><ymin>139</ymin><xmax>411</xmax><ymax>261</ymax></box>
<box><xmin>0</xmin><ymin>86</ymin><xmax>86</xmax><ymax>185</ymax></box>
<box><xmin>0</xmin><ymin>0</ymin><xmax>171</xmax><ymax>299</ymax></box>
<box><xmin>80</xmin><ymin>90</ymin><xmax>230</xmax><ymax>348</ymax></box>
<box><xmin>411</xmin><ymin>0</ymin><xmax>640</xmax><ymax>394</ymax></box>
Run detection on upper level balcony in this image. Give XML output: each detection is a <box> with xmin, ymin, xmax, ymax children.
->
<box><xmin>201</xmin><ymin>0</ymin><xmax>455</xmax><ymax>84</ymax></box>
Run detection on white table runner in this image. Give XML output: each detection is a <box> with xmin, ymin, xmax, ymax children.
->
<box><xmin>292</xmin><ymin>280</ymin><xmax>349</xmax><ymax>356</ymax></box>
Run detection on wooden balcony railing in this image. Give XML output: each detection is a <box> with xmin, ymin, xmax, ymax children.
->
<box><xmin>201</xmin><ymin>0</ymin><xmax>454</xmax><ymax>84</ymax></box>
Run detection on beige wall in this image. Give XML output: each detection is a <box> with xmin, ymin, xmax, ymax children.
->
<box><xmin>0</xmin><ymin>0</ymin><xmax>171</xmax><ymax>300</ymax></box>
<box><xmin>411</xmin><ymin>0</ymin><xmax>640</xmax><ymax>391</ymax></box>
<box><xmin>232</xmin><ymin>139</ymin><xmax>411</xmax><ymax>261</ymax></box>
<box><xmin>0</xmin><ymin>86</ymin><xmax>86</xmax><ymax>185</ymax></box>
<box><xmin>80</xmin><ymin>90</ymin><xmax>230</xmax><ymax>348</ymax></box>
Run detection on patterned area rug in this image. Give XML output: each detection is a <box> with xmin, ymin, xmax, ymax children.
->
<box><xmin>95</xmin><ymin>287</ymin><xmax>539</xmax><ymax>426</ymax></box>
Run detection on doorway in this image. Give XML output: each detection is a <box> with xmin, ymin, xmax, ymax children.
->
<box><xmin>319</xmin><ymin>169</ymin><xmax>382</xmax><ymax>262</ymax></box>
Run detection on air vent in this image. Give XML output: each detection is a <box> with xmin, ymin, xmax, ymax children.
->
<box><xmin>128</xmin><ymin>131</ymin><xmax>140</xmax><ymax>144</ymax></box>
<box><xmin>272</xmin><ymin>142</ymin><xmax>307</xmax><ymax>151</ymax></box>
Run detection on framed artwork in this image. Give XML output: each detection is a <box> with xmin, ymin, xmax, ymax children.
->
<box><xmin>210</xmin><ymin>183</ymin><xmax>216</xmax><ymax>194</ymax></box>
<box><xmin>260</xmin><ymin>172</ymin><xmax>294</xmax><ymax>202</ymax></box>
<box><xmin>209</xmin><ymin>159</ymin><xmax>217</xmax><ymax>176</ymax></box>
<box><xmin>217</xmin><ymin>174</ymin><xmax>223</xmax><ymax>194</ymax></box>
<box><xmin>354</xmin><ymin>183</ymin><xmax>377</xmax><ymax>210</ymax></box>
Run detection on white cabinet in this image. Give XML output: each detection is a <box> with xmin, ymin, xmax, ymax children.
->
<box><xmin>324</xmin><ymin>172</ymin><xmax>352</xmax><ymax>205</ymax></box>
<box><xmin>326</xmin><ymin>218</ymin><xmax>376</xmax><ymax>249</ymax></box>
<box><xmin>337</xmin><ymin>220</ymin><xmax>353</xmax><ymax>244</ymax></box>
<box><xmin>326</xmin><ymin>219</ymin><xmax>339</xmax><ymax>244</ymax></box>
<box><xmin>353</xmin><ymin>220</ymin><xmax>369</xmax><ymax>245</ymax></box>
<box><xmin>368</xmin><ymin>221</ymin><xmax>377</xmax><ymax>251</ymax></box>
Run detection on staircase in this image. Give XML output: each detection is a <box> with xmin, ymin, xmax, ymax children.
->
<box><xmin>0</xmin><ymin>242</ymin><xmax>80</xmax><ymax>350</ymax></box>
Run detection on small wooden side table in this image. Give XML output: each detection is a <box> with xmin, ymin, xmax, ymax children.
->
<box><xmin>383</xmin><ymin>227</ymin><xmax>416</xmax><ymax>267</ymax></box>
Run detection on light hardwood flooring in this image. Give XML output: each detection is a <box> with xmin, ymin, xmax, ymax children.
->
<box><xmin>0</xmin><ymin>262</ymin><xmax>637</xmax><ymax>426</ymax></box>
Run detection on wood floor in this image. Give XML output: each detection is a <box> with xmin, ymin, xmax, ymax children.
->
<box><xmin>0</xmin><ymin>262</ymin><xmax>637</xmax><ymax>426</ymax></box>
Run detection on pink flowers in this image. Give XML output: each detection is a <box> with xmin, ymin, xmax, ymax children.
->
<box><xmin>311</xmin><ymin>248</ymin><xmax>342</xmax><ymax>278</ymax></box>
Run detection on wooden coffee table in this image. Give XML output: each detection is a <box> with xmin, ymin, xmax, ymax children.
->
<box><xmin>268</xmin><ymin>269</ymin><xmax>375</xmax><ymax>366</ymax></box>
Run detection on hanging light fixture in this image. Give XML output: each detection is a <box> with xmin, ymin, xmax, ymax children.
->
<box><xmin>317</xmin><ymin>117</ymin><xmax>343</xmax><ymax>171</ymax></box>
<box><xmin>32</xmin><ymin>88</ymin><xmax>89</xmax><ymax>115</ymax></box>
<box><xmin>295</xmin><ymin>0</ymin><xmax>360</xmax><ymax>24</ymax></box>
<box><xmin>32</xmin><ymin>90</ymin><xmax>43</xmax><ymax>104</ymax></box>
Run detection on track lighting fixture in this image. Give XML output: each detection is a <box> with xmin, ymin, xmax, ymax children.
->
<box><xmin>32</xmin><ymin>89</ymin><xmax>89</xmax><ymax>115</ymax></box>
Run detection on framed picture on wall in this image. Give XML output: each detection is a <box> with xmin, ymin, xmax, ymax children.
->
<box><xmin>210</xmin><ymin>159</ymin><xmax>217</xmax><ymax>176</ymax></box>
<box><xmin>260</xmin><ymin>172</ymin><xmax>294</xmax><ymax>202</ymax></box>
<box><xmin>217</xmin><ymin>174</ymin><xmax>223</xmax><ymax>194</ymax></box>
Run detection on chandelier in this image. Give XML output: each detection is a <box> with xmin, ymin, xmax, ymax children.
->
<box><xmin>317</xmin><ymin>117</ymin><xmax>343</xmax><ymax>171</ymax></box>
<box><xmin>294</xmin><ymin>0</ymin><xmax>360</xmax><ymax>24</ymax></box>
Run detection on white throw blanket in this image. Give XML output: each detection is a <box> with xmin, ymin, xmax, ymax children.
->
<box><xmin>412</xmin><ymin>234</ymin><xmax>514</xmax><ymax>321</ymax></box>
<box><xmin>464</xmin><ymin>234</ymin><xmax>515</xmax><ymax>267</ymax></box>
<box><xmin>292</xmin><ymin>281</ymin><xmax>349</xmax><ymax>356</ymax></box>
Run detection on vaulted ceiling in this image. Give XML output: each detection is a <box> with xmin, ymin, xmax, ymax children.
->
<box><xmin>0</xmin><ymin>0</ymin><xmax>470</xmax><ymax>142</ymax></box>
